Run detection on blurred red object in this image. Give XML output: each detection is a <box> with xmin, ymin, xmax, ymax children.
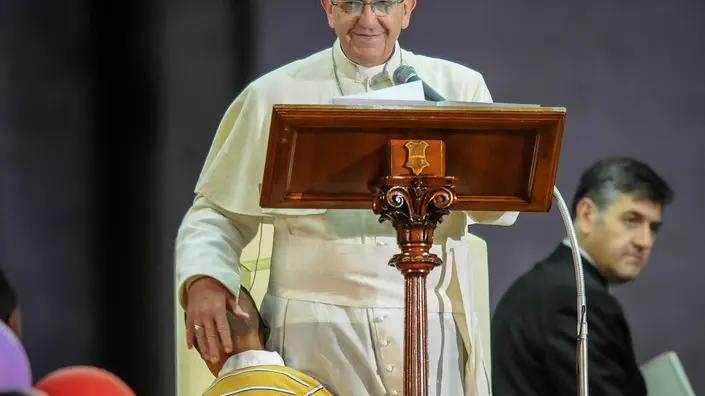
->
<box><xmin>34</xmin><ymin>366</ymin><xmax>135</xmax><ymax>396</ymax></box>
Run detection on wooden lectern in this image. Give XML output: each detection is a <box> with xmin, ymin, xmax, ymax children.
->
<box><xmin>260</xmin><ymin>104</ymin><xmax>566</xmax><ymax>396</ymax></box>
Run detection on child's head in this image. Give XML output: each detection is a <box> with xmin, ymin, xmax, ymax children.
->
<box><xmin>190</xmin><ymin>286</ymin><xmax>270</xmax><ymax>376</ymax></box>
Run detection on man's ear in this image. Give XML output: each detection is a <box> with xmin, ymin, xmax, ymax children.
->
<box><xmin>575</xmin><ymin>198</ymin><xmax>599</xmax><ymax>235</ymax></box>
<box><xmin>401</xmin><ymin>0</ymin><xmax>417</xmax><ymax>29</ymax></box>
<box><xmin>320</xmin><ymin>0</ymin><xmax>335</xmax><ymax>28</ymax></box>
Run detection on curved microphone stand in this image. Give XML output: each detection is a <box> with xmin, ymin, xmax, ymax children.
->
<box><xmin>553</xmin><ymin>186</ymin><xmax>589</xmax><ymax>396</ymax></box>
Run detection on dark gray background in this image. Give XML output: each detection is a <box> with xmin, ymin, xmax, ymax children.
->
<box><xmin>1</xmin><ymin>1</ymin><xmax>703</xmax><ymax>394</ymax></box>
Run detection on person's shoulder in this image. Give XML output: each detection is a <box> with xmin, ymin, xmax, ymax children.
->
<box><xmin>493</xmin><ymin>249</ymin><xmax>580</xmax><ymax>315</ymax></box>
<box><xmin>493</xmin><ymin>263</ymin><xmax>546</xmax><ymax>315</ymax></box>
<box><xmin>268</xmin><ymin>365</ymin><xmax>334</xmax><ymax>394</ymax></box>
<box><xmin>531</xmin><ymin>251</ymin><xmax>621</xmax><ymax>316</ymax></box>
<box><xmin>247</xmin><ymin>47</ymin><xmax>331</xmax><ymax>93</ymax></box>
<box><xmin>205</xmin><ymin>364</ymin><xmax>332</xmax><ymax>395</ymax></box>
<box><xmin>536</xmin><ymin>258</ymin><xmax>610</xmax><ymax>304</ymax></box>
<box><xmin>270</xmin><ymin>365</ymin><xmax>331</xmax><ymax>389</ymax></box>
<box><xmin>401</xmin><ymin>47</ymin><xmax>489</xmax><ymax>100</ymax></box>
<box><xmin>405</xmin><ymin>49</ymin><xmax>486</xmax><ymax>84</ymax></box>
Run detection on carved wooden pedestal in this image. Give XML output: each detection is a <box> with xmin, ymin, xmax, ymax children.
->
<box><xmin>373</xmin><ymin>176</ymin><xmax>458</xmax><ymax>396</ymax></box>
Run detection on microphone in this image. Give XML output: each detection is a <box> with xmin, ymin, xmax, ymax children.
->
<box><xmin>393</xmin><ymin>65</ymin><xmax>446</xmax><ymax>102</ymax></box>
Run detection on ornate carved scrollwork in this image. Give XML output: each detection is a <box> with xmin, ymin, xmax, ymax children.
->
<box><xmin>374</xmin><ymin>180</ymin><xmax>455</xmax><ymax>227</ymax></box>
<box><xmin>372</xmin><ymin>176</ymin><xmax>459</xmax><ymax>269</ymax></box>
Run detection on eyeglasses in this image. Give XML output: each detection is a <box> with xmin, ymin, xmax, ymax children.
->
<box><xmin>330</xmin><ymin>0</ymin><xmax>405</xmax><ymax>17</ymax></box>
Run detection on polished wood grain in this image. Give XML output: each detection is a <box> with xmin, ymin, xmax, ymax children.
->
<box><xmin>260</xmin><ymin>104</ymin><xmax>565</xmax><ymax>212</ymax></box>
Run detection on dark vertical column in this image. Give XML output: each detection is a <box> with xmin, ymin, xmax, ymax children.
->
<box><xmin>234</xmin><ymin>0</ymin><xmax>256</xmax><ymax>88</ymax></box>
<box><xmin>88</xmin><ymin>0</ymin><xmax>161</xmax><ymax>394</ymax></box>
<box><xmin>153</xmin><ymin>0</ymin><xmax>256</xmax><ymax>394</ymax></box>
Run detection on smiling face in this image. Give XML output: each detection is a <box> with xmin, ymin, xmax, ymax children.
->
<box><xmin>576</xmin><ymin>193</ymin><xmax>663</xmax><ymax>284</ymax></box>
<box><xmin>321</xmin><ymin>0</ymin><xmax>416</xmax><ymax>66</ymax></box>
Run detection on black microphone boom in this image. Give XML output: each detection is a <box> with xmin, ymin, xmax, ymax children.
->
<box><xmin>392</xmin><ymin>65</ymin><xmax>446</xmax><ymax>102</ymax></box>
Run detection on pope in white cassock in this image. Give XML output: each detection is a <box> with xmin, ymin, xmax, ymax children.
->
<box><xmin>176</xmin><ymin>1</ymin><xmax>518</xmax><ymax>395</ymax></box>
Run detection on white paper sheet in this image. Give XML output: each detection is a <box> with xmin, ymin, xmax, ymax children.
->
<box><xmin>330</xmin><ymin>81</ymin><xmax>543</xmax><ymax>108</ymax></box>
<box><xmin>331</xmin><ymin>80</ymin><xmax>425</xmax><ymax>105</ymax></box>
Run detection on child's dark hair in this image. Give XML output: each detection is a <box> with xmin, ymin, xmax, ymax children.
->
<box><xmin>0</xmin><ymin>267</ymin><xmax>18</xmax><ymax>324</ymax></box>
<box><xmin>186</xmin><ymin>285</ymin><xmax>270</xmax><ymax>350</ymax></box>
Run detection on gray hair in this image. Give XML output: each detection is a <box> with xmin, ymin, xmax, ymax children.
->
<box><xmin>570</xmin><ymin>156</ymin><xmax>674</xmax><ymax>218</ymax></box>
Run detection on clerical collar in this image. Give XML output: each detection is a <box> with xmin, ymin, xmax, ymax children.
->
<box><xmin>218</xmin><ymin>350</ymin><xmax>285</xmax><ymax>377</ymax></box>
<box><xmin>561</xmin><ymin>238</ymin><xmax>613</xmax><ymax>291</ymax></box>
<box><xmin>561</xmin><ymin>238</ymin><xmax>596</xmax><ymax>266</ymax></box>
<box><xmin>332</xmin><ymin>38</ymin><xmax>403</xmax><ymax>88</ymax></box>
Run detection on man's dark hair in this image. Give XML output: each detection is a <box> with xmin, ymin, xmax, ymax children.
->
<box><xmin>570</xmin><ymin>156</ymin><xmax>674</xmax><ymax>218</ymax></box>
<box><xmin>0</xmin><ymin>267</ymin><xmax>18</xmax><ymax>324</ymax></box>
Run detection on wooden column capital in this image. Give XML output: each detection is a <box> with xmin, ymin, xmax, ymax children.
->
<box><xmin>373</xmin><ymin>175</ymin><xmax>458</xmax><ymax>396</ymax></box>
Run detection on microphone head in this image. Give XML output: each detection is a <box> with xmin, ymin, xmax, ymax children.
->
<box><xmin>393</xmin><ymin>65</ymin><xmax>418</xmax><ymax>85</ymax></box>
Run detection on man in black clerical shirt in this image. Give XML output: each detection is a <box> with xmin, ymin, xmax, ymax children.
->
<box><xmin>492</xmin><ymin>157</ymin><xmax>674</xmax><ymax>396</ymax></box>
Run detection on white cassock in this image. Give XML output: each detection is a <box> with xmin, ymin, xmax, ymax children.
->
<box><xmin>176</xmin><ymin>39</ymin><xmax>518</xmax><ymax>396</ymax></box>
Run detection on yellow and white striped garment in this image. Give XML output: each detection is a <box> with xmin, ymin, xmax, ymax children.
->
<box><xmin>203</xmin><ymin>364</ymin><xmax>334</xmax><ymax>396</ymax></box>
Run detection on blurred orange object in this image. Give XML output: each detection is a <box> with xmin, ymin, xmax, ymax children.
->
<box><xmin>34</xmin><ymin>366</ymin><xmax>135</xmax><ymax>396</ymax></box>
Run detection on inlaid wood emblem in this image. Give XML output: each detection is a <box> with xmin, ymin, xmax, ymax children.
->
<box><xmin>404</xmin><ymin>141</ymin><xmax>430</xmax><ymax>176</ymax></box>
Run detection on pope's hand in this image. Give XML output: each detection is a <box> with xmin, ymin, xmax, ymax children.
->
<box><xmin>185</xmin><ymin>277</ymin><xmax>250</xmax><ymax>363</ymax></box>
